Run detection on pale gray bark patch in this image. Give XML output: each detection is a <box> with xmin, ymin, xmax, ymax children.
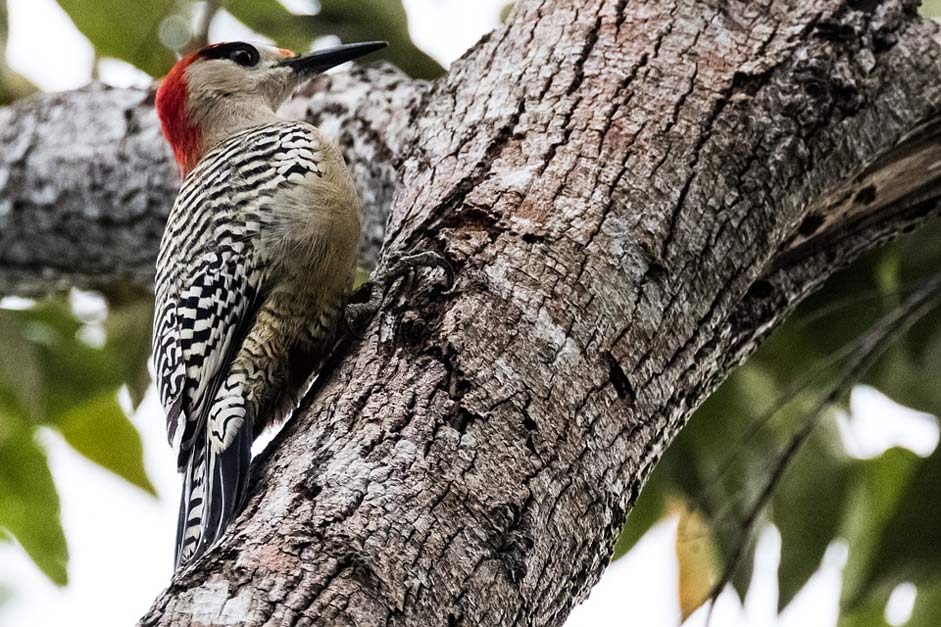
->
<box><xmin>0</xmin><ymin>85</ymin><xmax>173</xmax><ymax>295</ymax></box>
<box><xmin>2</xmin><ymin>1</ymin><xmax>939</xmax><ymax>626</ymax></box>
<box><xmin>0</xmin><ymin>63</ymin><xmax>419</xmax><ymax>296</ymax></box>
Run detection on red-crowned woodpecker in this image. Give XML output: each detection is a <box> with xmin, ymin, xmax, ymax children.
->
<box><xmin>153</xmin><ymin>40</ymin><xmax>385</xmax><ymax>569</ymax></box>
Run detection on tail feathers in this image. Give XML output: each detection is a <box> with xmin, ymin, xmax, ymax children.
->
<box><xmin>174</xmin><ymin>442</ymin><xmax>205</xmax><ymax>569</ymax></box>
<box><xmin>174</xmin><ymin>424</ymin><xmax>253</xmax><ymax>570</ymax></box>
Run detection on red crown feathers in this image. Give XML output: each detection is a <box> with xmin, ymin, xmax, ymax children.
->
<box><xmin>155</xmin><ymin>53</ymin><xmax>203</xmax><ymax>177</ymax></box>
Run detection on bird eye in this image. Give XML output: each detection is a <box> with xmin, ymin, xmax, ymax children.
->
<box><xmin>228</xmin><ymin>45</ymin><xmax>259</xmax><ymax>67</ymax></box>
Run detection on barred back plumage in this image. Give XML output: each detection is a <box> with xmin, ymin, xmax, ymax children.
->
<box><xmin>153</xmin><ymin>120</ymin><xmax>360</xmax><ymax>569</ymax></box>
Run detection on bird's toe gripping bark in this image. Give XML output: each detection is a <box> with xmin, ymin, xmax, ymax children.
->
<box><xmin>344</xmin><ymin>250</ymin><xmax>454</xmax><ymax>336</ymax></box>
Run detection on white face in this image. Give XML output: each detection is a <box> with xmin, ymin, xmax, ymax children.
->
<box><xmin>185</xmin><ymin>42</ymin><xmax>300</xmax><ymax>115</ymax></box>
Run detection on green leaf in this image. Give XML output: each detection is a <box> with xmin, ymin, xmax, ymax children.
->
<box><xmin>838</xmin><ymin>599</ymin><xmax>890</xmax><ymax>627</ymax></box>
<box><xmin>840</xmin><ymin>448</ymin><xmax>921</xmax><ymax>607</ymax></box>
<box><xmin>0</xmin><ymin>581</ymin><xmax>11</xmax><ymax>609</ymax></box>
<box><xmin>318</xmin><ymin>0</ymin><xmax>444</xmax><ymax>79</ymax></box>
<box><xmin>353</xmin><ymin>266</ymin><xmax>372</xmax><ymax>290</ymax></box>
<box><xmin>500</xmin><ymin>3</ymin><xmax>515</xmax><ymax>23</ymax></box>
<box><xmin>17</xmin><ymin>301</ymin><xmax>83</xmax><ymax>337</ymax></box>
<box><xmin>0</xmin><ymin>419</ymin><xmax>68</xmax><ymax>585</ymax></box>
<box><xmin>773</xmin><ymin>419</ymin><xmax>853</xmax><ymax>610</ymax></box>
<box><xmin>0</xmin><ymin>63</ymin><xmax>37</xmax><ymax>105</ymax></box>
<box><xmin>102</xmin><ymin>290</ymin><xmax>154</xmax><ymax>409</ymax></box>
<box><xmin>633</xmin><ymin>216</ymin><xmax>941</xmax><ymax>617</ymax></box>
<box><xmin>907</xmin><ymin>580</ymin><xmax>941</xmax><ymax>627</ymax></box>
<box><xmin>54</xmin><ymin>393</ymin><xmax>156</xmax><ymax>496</ymax></box>
<box><xmin>0</xmin><ymin>310</ymin><xmax>44</xmax><ymax>421</ymax></box>
<box><xmin>612</xmin><ymin>469</ymin><xmax>671</xmax><ymax>560</ymax></box>
<box><xmin>847</xmin><ymin>443</ymin><xmax>941</xmax><ymax>602</ymax></box>
<box><xmin>222</xmin><ymin>0</ymin><xmax>315</xmax><ymax>52</ymax></box>
<box><xmin>922</xmin><ymin>0</ymin><xmax>941</xmax><ymax>18</ymax></box>
<box><xmin>662</xmin><ymin>364</ymin><xmax>787</xmax><ymax>594</ymax></box>
<box><xmin>651</xmin><ymin>321</ymin><xmax>866</xmax><ymax>608</ymax></box>
<box><xmin>19</xmin><ymin>304</ymin><xmax>126</xmax><ymax>420</ymax></box>
<box><xmin>859</xmin><ymin>233</ymin><xmax>941</xmax><ymax>413</ymax></box>
<box><xmin>0</xmin><ymin>301</ymin><xmax>155</xmax><ymax>494</ymax></box>
<box><xmin>55</xmin><ymin>0</ymin><xmax>177</xmax><ymax>76</ymax></box>
<box><xmin>0</xmin><ymin>0</ymin><xmax>36</xmax><ymax>104</ymax></box>
<box><xmin>225</xmin><ymin>0</ymin><xmax>445</xmax><ymax>79</ymax></box>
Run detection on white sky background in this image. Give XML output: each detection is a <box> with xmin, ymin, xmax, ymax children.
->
<box><xmin>0</xmin><ymin>1</ymin><xmax>937</xmax><ymax>626</ymax></box>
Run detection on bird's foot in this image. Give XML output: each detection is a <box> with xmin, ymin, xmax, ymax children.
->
<box><xmin>344</xmin><ymin>251</ymin><xmax>454</xmax><ymax>336</ymax></box>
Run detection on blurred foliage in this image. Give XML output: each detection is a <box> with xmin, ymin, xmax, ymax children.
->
<box><xmin>0</xmin><ymin>297</ymin><xmax>155</xmax><ymax>584</ymax></box>
<box><xmin>53</xmin><ymin>0</ymin><xmax>444</xmax><ymax>81</ymax></box>
<box><xmin>615</xmin><ymin>214</ymin><xmax>941</xmax><ymax>622</ymax></box>
<box><xmin>672</xmin><ymin>498</ymin><xmax>720</xmax><ymax>619</ymax></box>
<box><xmin>926</xmin><ymin>0</ymin><xmax>941</xmax><ymax>19</ymax></box>
<box><xmin>226</xmin><ymin>0</ymin><xmax>444</xmax><ymax>79</ymax></box>
<box><xmin>0</xmin><ymin>582</ymin><xmax>10</xmax><ymax>610</ymax></box>
<box><xmin>0</xmin><ymin>0</ymin><xmax>35</xmax><ymax>104</ymax></box>
<box><xmin>56</xmin><ymin>0</ymin><xmax>178</xmax><ymax>76</ymax></box>
<box><xmin>0</xmin><ymin>416</ymin><xmax>67</xmax><ymax>585</ymax></box>
<box><xmin>353</xmin><ymin>265</ymin><xmax>372</xmax><ymax>290</ymax></box>
<box><xmin>500</xmin><ymin>3</ymin><xmax>515</xmax><ymax>24</ymax></box>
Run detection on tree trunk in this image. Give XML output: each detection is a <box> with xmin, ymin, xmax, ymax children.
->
<box><xmin>2</xmin><ymin>1</ymin><xmax>941</xmax><ymax>626</ymax></box>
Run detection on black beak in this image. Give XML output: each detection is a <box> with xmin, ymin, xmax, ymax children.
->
<box><xmin>280</xmin><ymin>41</ymin><xmax>388</xmax><ymax>75</ymax></box>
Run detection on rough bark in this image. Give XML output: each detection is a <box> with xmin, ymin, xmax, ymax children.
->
<box><xmin>2</xmin><ymin>1</ymin><xmax>940</xmax><ymax>626</ymax></box>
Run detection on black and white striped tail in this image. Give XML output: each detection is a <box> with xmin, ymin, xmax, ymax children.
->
<box><xmin>174</xmin><ymin>425</ymin><xmax>253</xmax><ymax>570</ymax></box>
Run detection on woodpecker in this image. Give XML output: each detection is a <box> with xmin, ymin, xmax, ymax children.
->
<box><xmin>153</xmin><ymin>40</ymin><xmax>386</xmax><ymax>569</ymax></box>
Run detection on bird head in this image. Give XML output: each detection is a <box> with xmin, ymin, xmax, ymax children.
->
<box><xmin>156</xmin><ymin>40</ymin><xmax>387</xmax><ymax>176</ymax></box>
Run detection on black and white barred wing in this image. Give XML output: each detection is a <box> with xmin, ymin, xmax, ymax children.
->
<box><xmin>152</xmin><ymin>247</ymin><xmax>263</xmax><ymax>460</ymax></box>
<box><xmin>152</xmin><ymin>240</ymin><xmax>264</xmax><ymax>567</ymax></box>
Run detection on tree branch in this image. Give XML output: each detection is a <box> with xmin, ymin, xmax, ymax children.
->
<box><xmin>0</xmin><ymin>63</ymin><xmax>423</xmax><ymax>296</ymax></box>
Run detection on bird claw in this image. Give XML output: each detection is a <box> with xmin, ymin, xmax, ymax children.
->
<box><xmin>344</xmin><ymin>250</ymin><xmax>454</xmax><ymax>337</ymax></box>
<box><xmin>343</xmin><ymin>297</ymin><xmax>380</xmax><ymax>338</ymax></box>
<box><xmin>376</xmin><ymin>250</ymin><xmax>455</xmax><ymax>293</ymax></box>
